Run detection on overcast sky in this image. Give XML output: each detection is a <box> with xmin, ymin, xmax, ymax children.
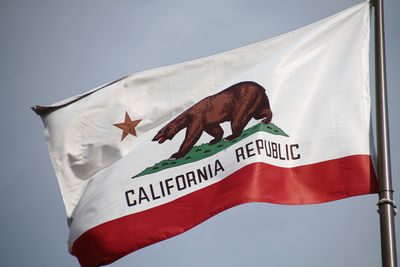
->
<box><xmin>1</xmin><ymin>0</ymin><xmax>399</xmax><ymax>266</ymax></box>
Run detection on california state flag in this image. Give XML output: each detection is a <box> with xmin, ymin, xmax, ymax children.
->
<box><xmin>34</xmin><ymin>2</ymin><xmax>377</xmax><ymax>267</ymax></box>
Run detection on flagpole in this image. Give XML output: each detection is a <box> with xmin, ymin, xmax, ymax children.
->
<box><xmin>373</xmin><ymin>0</ymin><xmax>398</xmax><ymax>266</ymax></box>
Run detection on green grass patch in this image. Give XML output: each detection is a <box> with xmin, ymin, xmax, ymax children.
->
<box><xmin>132</xmin><ymin>122</ymin><xmax>288</xmax><ymax>178</ymax></box>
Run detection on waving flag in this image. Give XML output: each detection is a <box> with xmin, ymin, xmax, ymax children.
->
<box><xmin>34</xmin><ymin>2</ymin><xmax>377</xmax><ymax>266</ymax></box>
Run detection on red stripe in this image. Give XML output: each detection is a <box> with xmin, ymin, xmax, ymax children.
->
<box><xmin>71</xmin><ymin>155</ymin><xmax>378</xmax><ymax>267</ymax></box>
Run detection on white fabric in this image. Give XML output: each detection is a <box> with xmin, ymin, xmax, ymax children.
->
<box><xmin>39</xmin><ymin>1</ymin><xmax>371</xmax><ymax>240</ymax></box>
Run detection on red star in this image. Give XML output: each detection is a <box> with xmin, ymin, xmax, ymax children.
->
<box><xmin>114</xmin><ymin>112</ymin><xmax>142</xmax><ymax>141</ymax></box>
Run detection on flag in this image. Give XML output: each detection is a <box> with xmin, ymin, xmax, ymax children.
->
<box><xmin>34</xmin><ymin>2</ymin><xmax>378</xmax><ymax>266</ymax></box>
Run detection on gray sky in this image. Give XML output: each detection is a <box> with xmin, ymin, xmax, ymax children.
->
<box><xmin>1</xmin><ymin>0</ymin><xmax>399</xmax><ymax>266</ymax></box>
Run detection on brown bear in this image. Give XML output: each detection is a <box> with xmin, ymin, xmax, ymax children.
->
<box><xmin>152</xmin><ymin>81</ymin><xmax>272</xmax><ymax>159</ymax></box>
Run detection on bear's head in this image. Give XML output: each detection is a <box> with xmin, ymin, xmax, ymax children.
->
<box><xmin>152</xmin><ymin>125</ymin><xmax>177</xmax><ymax>144</ymax></box>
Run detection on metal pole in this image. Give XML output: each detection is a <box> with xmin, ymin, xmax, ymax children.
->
<box><xmin>373</xmin><ymin>0</ymin><xmax>397</xmax><ymax>266</ymax></box>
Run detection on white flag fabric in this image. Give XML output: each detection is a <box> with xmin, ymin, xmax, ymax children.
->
<box><xmin>35</xmin><ymin>2</ymin><xmax>377</xmax><ymax>266</ymax></box>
